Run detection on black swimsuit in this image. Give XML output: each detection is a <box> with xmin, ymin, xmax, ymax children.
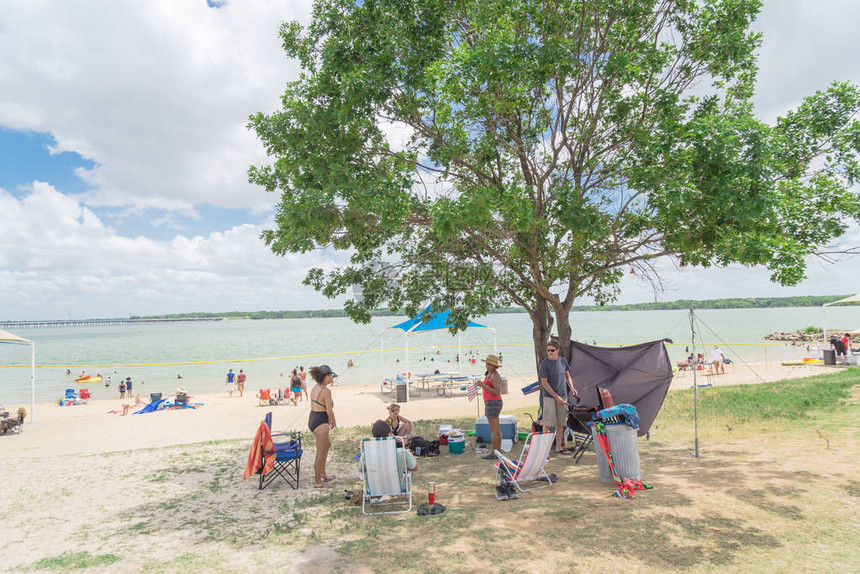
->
<box><xmin>308</xmin><ymin>392</ymin><xmax>329</xmax><ymax>432</ymax></box>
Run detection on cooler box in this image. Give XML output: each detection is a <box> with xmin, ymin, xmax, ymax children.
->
<box><xmin>475</xmin><ymin>414</ymin><xmax>518</xmax><ymax>443</ymax></box>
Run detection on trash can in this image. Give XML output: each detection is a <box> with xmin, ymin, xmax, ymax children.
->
<box><xmin>499</xmin><ymin>376</ymin><xmax>508</xmax><ymax>395</ymax></box>
<box><xmin>593</xmin><ymin>423</ymin><xmax>641</xmax><ymax>484</ymax></box>
<box><xmin>395</xmin><ymin>383</ymin><xmax>408</xmax><ymax>402</ymax></box>
<box><xmin>823</xmin><ymin>349</ymin><xmax>836</xmax><ymax>365</ymax></box>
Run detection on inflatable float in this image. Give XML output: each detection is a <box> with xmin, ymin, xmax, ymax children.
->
<box><xmin>781</xmin><ymin>357</ymin><xmax>823</xmax><ymax>366</ymax></box>
<box><xmin>74</xmin><ymin>374</ymin><xmax>90</xmax><ymax>382</ymax></box>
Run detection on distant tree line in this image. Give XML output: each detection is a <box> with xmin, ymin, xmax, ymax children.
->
<box><xmin>132</xmin><ymin>296</ymin><xmax>853</xmax><ymax>321</ymax></box>
<box><xmin>570</xmin><ymin>295</ymin><xmax>855</xmax><ymax>312</ymax></box>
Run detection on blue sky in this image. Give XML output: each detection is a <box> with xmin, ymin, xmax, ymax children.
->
<box><xmin>0</xmin><ymin>0</ymin><xmax>859</xmax><ymax>321</ymax></box>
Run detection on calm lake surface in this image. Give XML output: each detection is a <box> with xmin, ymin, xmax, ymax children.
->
<box><xmin>2</xmin><ymin>307</ymin><xmax>858</xmax><ymax>404</ymax></box>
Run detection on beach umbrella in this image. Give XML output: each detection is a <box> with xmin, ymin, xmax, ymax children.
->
<box><xmin>0</xmin><ymin>329</ymin><xmax>35</xmax><ymax>424</ymax></box>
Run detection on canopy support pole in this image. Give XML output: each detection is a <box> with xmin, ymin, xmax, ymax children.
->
<box><xmin>457</xmin><ymin>332</ymin><xmax>462</xmax><ymax>376</ymax></box>
<box><xmin>30</xmin><ymin>341</ymin><xmax>35</xmax><ymax>424</ymax></box>
<box><xmin>405</xmin><ymin>334</ymin><xmax>410</xmax><ymax>402</ymax></box>
<box><xmin>380</xmin><ymin>331</ymin><xmax>385</xmax><ymax>388</ymax></box>
<box><xmin>690</xmin><ymin>305</ymin><xmax>701</xmax><ymax>458</ymax></box>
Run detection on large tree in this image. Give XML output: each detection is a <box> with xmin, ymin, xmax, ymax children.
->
<box><xmin>249</xmin><ymin>0</ymin><xmax>860</xmax><ymax>367</ymax></box>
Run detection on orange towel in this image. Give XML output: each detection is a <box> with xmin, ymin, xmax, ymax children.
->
<box><xmin>243</xmin><ymin>420</ymin><xmax>275</xmax><ymax>480</ymax></box>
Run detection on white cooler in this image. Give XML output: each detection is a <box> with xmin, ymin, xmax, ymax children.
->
<box><xmin>475</xmin><ymin>414</ymin><xmax>518</xmax><ymax>443</ymax></box>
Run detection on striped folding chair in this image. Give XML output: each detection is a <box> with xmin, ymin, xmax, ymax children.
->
<box><xmin>494</xmin><ymin>430</ymin><xmax>556</xmax><ymax>493</ymax></box>
<box><xmin>359</xmin><ymin>437</ymin><xmax>413</xmax><ymax>515</ymax></box>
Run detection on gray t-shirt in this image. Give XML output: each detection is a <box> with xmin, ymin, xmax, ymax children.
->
<box><xmin>538</xmin><ymin>356</ymin><xmax>570</xmax><ymax>401</ymax></box>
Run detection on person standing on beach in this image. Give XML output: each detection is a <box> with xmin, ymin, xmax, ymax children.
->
<box><xmin>125</xmin><ymin>377</ymin><xmax>133</xmax><ymax>396</ymax></box>
<box><xmin>237</xmin><ymin>369</ymin><xmax>246</xmax><ymax>397</ymax></box>
<box><xmin>299</xmin><ymin>366</ymin><xmax>308</xmax><ymax>402</ymax></box>
<box><xmin>712</xmin><ymin>345</ymin><xmax>725</xmax><ymax>374</ymax></box>
<box><xmin>831</xmin><ymin>336</ymin><xmax>848</xmax><ymax>365</ymax></box>
<box><xmin>308</xmin><ymin>365</ymin><xmax>337</xmax><ymax>488</ymax></box>
<box><xmin>118</xmin><ymin>379</ymin><xmax>126</xmax><ymax>399</ymax></box>
<box><xmin>290</xmin><ymin>369</ymin><xmax>302</xmax><ymax>405</ymax></box>
<box><xmin>538</xmin><ymin>340</ymin><xmax>578</xmax><ymax>454</ymax></box>
<box><xmin>226</xmin><ymin>369</ymin><xmax>236</xmax><ymax>397</ymax></box>
<box><xmin>474</xmin><ymin>354</ymin><xmax>503</xmax><ymax>460</ymax></box>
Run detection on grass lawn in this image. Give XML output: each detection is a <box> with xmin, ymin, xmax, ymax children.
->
<box><xmin>4</xmin><ymin>370</ymin><xmax>858</xmax><ymax>573</ymax></box>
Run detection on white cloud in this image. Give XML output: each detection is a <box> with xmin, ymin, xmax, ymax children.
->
<box><xmin>0</xmin><ymin>183</ymin><xmax>342</xmax><ymax>320</ymax></box>
<box><xmin>0</xmin><ymin>0</ymin><xmax>858</xmax><ymax>320</ymax></box>
<box><xmin>0</xmin><ymin>0</ymin><xmax>310</xmax><ymax>213</ymax></box>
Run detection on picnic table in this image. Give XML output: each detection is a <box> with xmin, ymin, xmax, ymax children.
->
<box><xmin>435</xmin><ymin>376</ymin><xmax>478</xmax><ymax>398</ymax></box>
<box><xmin>413</xmin><ymin>372</ymin><xmax>457</xmax><ymax>392</ymax></box>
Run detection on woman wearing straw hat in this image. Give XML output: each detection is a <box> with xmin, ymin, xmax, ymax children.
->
<box><xmin>475</xmin><ymin>354</ymin><xmax>503</xmax><ymax>460</ymax></box>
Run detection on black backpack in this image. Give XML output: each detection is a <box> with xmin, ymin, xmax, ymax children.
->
<box><xmin>409</xmin><ymin>436</ymin><xmax>440</xmax><ymax>457</ymax></box>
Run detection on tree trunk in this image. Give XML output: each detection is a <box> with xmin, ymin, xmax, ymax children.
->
<box><xmin>529</xmin><ymin>297</ymin><xmax>554</xmax><ymax>372</ymax></box>
<box><xmin>554</xmin><ymin>305</ymin><xmax>573</xmax><ymax>362</ymax></box>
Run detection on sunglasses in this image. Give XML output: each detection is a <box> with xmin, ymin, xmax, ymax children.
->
<box><xmin>546</xmin><ymin>348</ymin><xmax>558</xmax><ymax>352</ymax></box>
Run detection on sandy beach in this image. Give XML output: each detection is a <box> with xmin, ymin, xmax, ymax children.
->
<box><xmin>1</xmin><ymin>361</ymin><xmax>839</xmax><ymax>458</ymax></box>
<box><xmin>1</xmin><ymin>360</ymin><xmax>854</xmax><ymax>572</ymax></box>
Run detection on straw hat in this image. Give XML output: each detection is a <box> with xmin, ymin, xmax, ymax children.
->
<box><xmin>177</xmin><ymin>387</ymin><xmax>186</xmax><ymax>393</ymax></box>
<box><xmin>484</xmin><ymin>354</ymin><xmax>501</xmax><ymax>368</ymax></box>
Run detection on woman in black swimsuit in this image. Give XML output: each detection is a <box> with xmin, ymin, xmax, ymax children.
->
<box><xmin>308</xmin><ymin>364</ymin><xmax>337</xmax><ymax>488</ymax></box>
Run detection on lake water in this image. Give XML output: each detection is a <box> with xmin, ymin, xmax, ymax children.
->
<box><xmin>2</xmin><ymin>307</ymin><xmax>858</xmax><ymax>404</ymax></box>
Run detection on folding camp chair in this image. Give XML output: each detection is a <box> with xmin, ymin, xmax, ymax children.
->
<box><xmin>493</xmin><ymin>430</ymin><xmax>556</xmax><ymax>494</ymax></box>
<box><xmin>567</xmin><ymin>411</ymin><xmax>594</xmax><ymax>464</ymax></box>
<box><xmin>259</xmin><ymin>412</ymin><xmax>303</xmax><ymax>490</ymax></box>
<box><xmin>257</xmin><ymin>388</ymin><xmax>271</xmax><ymax>406</ymax></box>
<box><xmin>79</xmin><ymin>388</ymin><xmax>92</xmax><ymax>400</ymax></box>
<box><xmin>276</xmin><ymin>388</ymin><xmax>292</xmax><ymax>405</ymax></box>
<box><xmin>359</xmin><ymin>437</ymin><xmax>413</xmax><ymax>515</ymax></box>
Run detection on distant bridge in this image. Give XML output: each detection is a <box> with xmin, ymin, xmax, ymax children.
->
<box><xmin>0</xmin><ymin>317</ymin><xmax>224</xmax><ymax>329</ymax></box>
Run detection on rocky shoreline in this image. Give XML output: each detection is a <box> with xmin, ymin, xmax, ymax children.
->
<box><xmin>764</xmin><ymin>329</ymin><xmax>852</xmax><ymax>342</ymax></box>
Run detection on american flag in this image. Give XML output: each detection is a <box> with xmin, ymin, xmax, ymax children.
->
<box><xmin>468</xmin><ymin>382</ymin><xmax>478</xmax><ymax>402</ymax></box>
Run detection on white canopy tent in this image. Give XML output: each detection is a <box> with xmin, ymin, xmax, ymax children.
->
<box><xmin>380</xmin><ymin>307</ymin><xmax>496</xmax><ymax>401</ymax></box>
<box><xmin>822</xmin><ymin>294</ymin><xmax>860</xmax><ymax>342</ymax></box>
<box><xmin>0</xmin><ymin>329</ymin><xmax>35</xmax><ymax>423</ymax></box>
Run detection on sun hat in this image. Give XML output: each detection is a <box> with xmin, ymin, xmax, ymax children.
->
<box><xmin>177</xmin><ymin>387</ymin><xmax>186</xmax><ymax>393</ymax></box>
<box><xmin>484</xmin><ymin>354</ymin><xmax>501</xmax><ymax>368</ymax></box>
<box><xmin>318</xmin><ymin>364</ymin><xmax>338</xmax><ymax>378</ymax></box>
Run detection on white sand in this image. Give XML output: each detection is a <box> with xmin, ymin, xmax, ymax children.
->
<box><xmin>1</xmin><ymin>361</ymin><xmax>839</xmax><ymax>458</ymax></box>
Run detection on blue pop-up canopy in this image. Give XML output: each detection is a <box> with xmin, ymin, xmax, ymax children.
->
<box><xmin>390</xmin><ymin>307</ymin><xmax>487</xmax><ymax>333</ymax></box>
<box><xmin>382</xmin><ymin>307</ymin><xmax>496</xmax><ymax>400</ymax></box>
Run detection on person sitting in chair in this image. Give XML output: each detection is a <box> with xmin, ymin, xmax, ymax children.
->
<box><xmin>359</xmin><ymin>420</ymin><xmax>418</xmax><ymax>491</ymax></box>
<box><xmin>385</xmin><ymin>403</ymin><xmax>414</xmax><ymax>448</ymax></box>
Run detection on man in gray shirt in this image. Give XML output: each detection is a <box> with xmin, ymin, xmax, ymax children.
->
<box><xmin>538</xmin><ymin>340</ymin><xmax>578</xmax><ymax>453</ymax></box>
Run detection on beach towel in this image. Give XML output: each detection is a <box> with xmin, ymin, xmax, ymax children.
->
<box><xmin>244</xmin><ymin>420</ymin><xmax>275</xmax><ymax>480</ymax></box>
<box><xmin>593</xmin><ymin>421</ymin><xmax>652</xmax><ymax>499</ymax></box>
<box><xmin>133</xmin><ymin>398</ymin><xmax>167</xmax><ymax>414</ymax></box>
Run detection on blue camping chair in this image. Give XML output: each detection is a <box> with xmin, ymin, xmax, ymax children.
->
<box><xmin>64</xmin><ymin>389</ymin><xmax>77</xmax><ymax>399</ymax></box>
<box><xmin>259</xmin><ymin>412</ymin><xmax>303</xmax><ymax>490</ymax></box>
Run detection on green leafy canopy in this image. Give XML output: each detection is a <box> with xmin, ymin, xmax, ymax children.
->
<box><xmin>249</xmin><ymin>0</ymin><xmax>860</xmax><ymax>362</ymax></box>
